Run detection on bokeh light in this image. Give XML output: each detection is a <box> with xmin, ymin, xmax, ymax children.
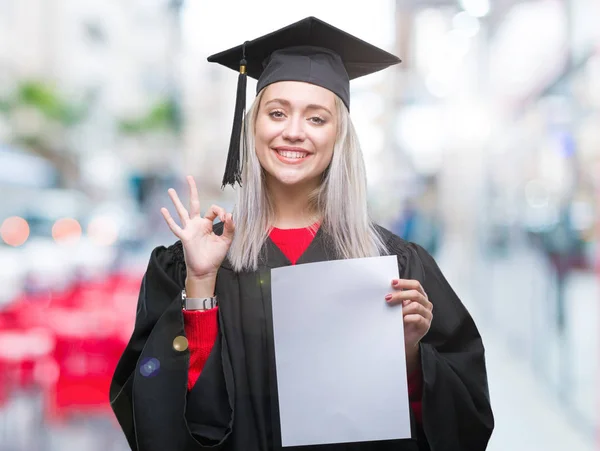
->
<box><xmin>87</xmin><ymin>216</ymin><xmax>119</xmax><ymax>246</ymax></box>
<box><xmin>139</xmin><ymin>357</ymin><xmax>161</xmax><ymax>378</ymax></box>
<box><xmin>452</xmin><ymin>11</ymin><xmax>480</xmax><ymax>38</ymax></box>
<box><xmin>0</xmin><ymin>216</ymin><xmax>30</xmax><ymax>246</ymax></box>
<box><xmin>52</xmin><ymin>218</ymin><xmax>82</xmax><ymax>243</ymax></box>
<box><xmin>459</xmin><ymin>0</ymin><xmax>490</xmax><ymax>18</ymax></box>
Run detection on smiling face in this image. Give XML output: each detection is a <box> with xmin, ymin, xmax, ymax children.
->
<box><xmin>254</xmin><ymin>81</ymin><xmax>338</xmax><ymax>191</ymax></box>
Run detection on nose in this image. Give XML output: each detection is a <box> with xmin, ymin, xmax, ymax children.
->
<box><xmin>281</xmin><ymin>115</ymin><xmax>306</xmax><ymax>142</ymax></box>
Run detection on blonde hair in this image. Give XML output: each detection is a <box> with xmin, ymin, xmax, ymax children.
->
<box><xmin>228</xmin><ymin>88</ymin><xmax>388</xmax><ymax>271</ymax></box>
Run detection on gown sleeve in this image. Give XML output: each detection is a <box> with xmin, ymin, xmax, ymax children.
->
<box><xmin>109</xmin><ymin>241</ymin><xmax>233</xmax><ymax>450</ymax></box>
<box><xmin>393</xmin><ymin>240</ymin><xmax>494</xmax><ymax>451</ymax></box>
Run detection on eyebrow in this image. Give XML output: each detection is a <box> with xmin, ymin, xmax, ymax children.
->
<box><xmin>264</xmin><ymin>98</ymin><xmax>333</xmax><ymax>116</ymax></box>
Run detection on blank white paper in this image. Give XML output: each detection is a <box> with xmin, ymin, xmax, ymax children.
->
<box><xmin>270</xmin><ymin>255</ymin><xmax>411</xmax><ymax>447</ymax></box>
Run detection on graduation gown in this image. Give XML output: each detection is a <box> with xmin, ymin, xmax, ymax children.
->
<box><xmin>109</xmin><ymin>224</ymin><xmax>494</xmax><ymax>451</ymax></box>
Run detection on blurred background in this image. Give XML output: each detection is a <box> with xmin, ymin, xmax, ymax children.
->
<box><xmin>0</xmin><ymin>0</ymin><xmax>598</xmax><ymax>449</ymax></box>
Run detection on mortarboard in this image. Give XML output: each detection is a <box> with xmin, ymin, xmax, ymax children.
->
<box><xmin>208</xmin><ymin>16</ymin><xmax>401</xmax><ymax>188</ymax></box>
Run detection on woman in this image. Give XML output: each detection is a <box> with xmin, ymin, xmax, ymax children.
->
<box><xmin>110</xmin><ymin>17</ymin><xmax>494</xmax><ymax>451</ymax></box>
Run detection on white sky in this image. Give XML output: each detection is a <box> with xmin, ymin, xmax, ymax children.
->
<box><xmin>182</xmin><ymin>0</ymin><xmax>397</xmax><ymax>58</ymax></box>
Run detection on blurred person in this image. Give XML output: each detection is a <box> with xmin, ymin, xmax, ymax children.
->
<box><xmin>110</xmin><ymin>17</ymin><xmax>493</xmax><ymax>451</ymax></box>
<box><xmin>392</xmin><ymin>199</ymin><xmax>442</xmax><ymax>257</ymax></box>
<box><xmin>392</xmin><ymin>177</ymin><xmax>443</xmax><ymax>257</ymax></box>
<box><xmin>536</xmin><ymin>203</ymin><xmax>588</xmax><ymax>333</ymax></box>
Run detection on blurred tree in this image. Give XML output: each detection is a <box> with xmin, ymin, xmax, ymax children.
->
<box><xmin>0</xmin><ymin>80</ymin><xmax>90</xmax><ymax>187</ymax></box>
<box><xmin>17</xmin><ymin>82</ymin><xmax>85</xmax><ymax>125</ymax></box>
<box><xmin>0</xmin><ymin>98</ymin><xmax>9</xmax><ymax>114</ymax></box>
<box><xmin>118</xmin><ymin>98</ymin><xmax>180</xmax><ymax>135</ymax></box>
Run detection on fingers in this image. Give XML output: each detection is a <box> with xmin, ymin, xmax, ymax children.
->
<box><xmin>222</xmin><ymin>213</ymin><xmax>235</xmax><ymax>241</ymax></box>
<box><xmin>388</xmin><ymin>280</ymin><xmax>432</xmax><ymax>311</ymax></box>
<box><xmin>403</xmin><ymin>314</ymin><xmax>430</xmax><ymax>329</ymax></box>
<box><xmin>168</xmin><ymin>188</ymin><xmax>190</xmax><ymax>226</ymax></box>
<box><xmin>401</xmin><ymin>301</ymin><xmax>433</xmax><ymax>322</ymax></box>
<box><xmin>187</xmin><ymin>176</ymin><xmax>201</xmax><ymax>218</ymax></box>
<box><xmin>386</xmin><ymin>288</ymin><xmax>432</xmax><ymax>310</ymax></box>
<box><xmin>160</xmin><ymin>207</ymin><xmax>183</xmax><ymax>237</ymax></box>
<box><xmin>204</xmin><ymin>204</ymin><xmax>227</xmax><ymax>222</ymax></box>
<box><xmin>392</xmin><ymin>278</ymin><xmax>427</xmax><ymax>298</ymax></box>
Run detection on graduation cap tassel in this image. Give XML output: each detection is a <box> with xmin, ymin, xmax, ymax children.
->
<box><xmin>221</xmin><ymin>44</ymin><xmax>249</xmax><ymax>188</ymax></box>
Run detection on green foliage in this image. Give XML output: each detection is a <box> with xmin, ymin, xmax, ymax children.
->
<box><xmin>0</xmin><ymin>80</ymin><xmax>87</xmax><ymax>126</ymax></box>
<box><xmin>118</xmin><ymin>98</ymin><xmax>179</xmax><ymax>134</ymax></box>
<box><xmin>0</xmin><ymin>98</ymin><xmax>9</xmax><ymax>114</ymax></box>
<box><xmin>16</xmin><ymin>135</ymin><xmax>44</xmax><ymax>149</ymax></box>
<box><xmin>0</xmin><ymin>80</ymin><xmax>180</xmax><ymax>139</ymax></box>
<box><xmin>18</xmin><ymin>81</ymin><xmax>85</xmax><ymax>125</ymax></box>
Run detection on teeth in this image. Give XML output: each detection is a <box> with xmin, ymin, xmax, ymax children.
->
<box><xmin>278</xmin><ymin>150</ymin><xmax>307</xmax><ymax>159</ymax></box>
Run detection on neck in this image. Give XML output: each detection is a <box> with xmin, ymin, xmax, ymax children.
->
<box><xmin>267</xmin><ymin>178</ymin><xmax>321</xmax><ymax>229</ymax></box>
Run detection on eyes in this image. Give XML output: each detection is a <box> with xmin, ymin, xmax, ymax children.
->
<box><xmin>268</xmin><ymin>110</ymin><xmax>327</xmax><ymax>125</ymax></box>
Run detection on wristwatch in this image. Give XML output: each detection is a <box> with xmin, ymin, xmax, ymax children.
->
<box><xmin>181</xmin><ymin>289</ymin><xmax>218</xmax><ymax>311</ymax></box>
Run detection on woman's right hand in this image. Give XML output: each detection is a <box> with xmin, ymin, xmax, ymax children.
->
<box><xmin>160</xmin><ymin>175</ymin><xmax>235</xmax><ymax>281</ymax></box>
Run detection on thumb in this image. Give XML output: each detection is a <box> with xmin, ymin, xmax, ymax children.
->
<box><xmin>222</xmin><ymin>213</ymin><xmax>235</xmax><ymax>241</ymax></box>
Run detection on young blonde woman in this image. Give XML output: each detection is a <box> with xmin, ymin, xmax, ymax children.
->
<box><xmin>110</xmin><ymin>17</ymin><xmax>494</xmax><ymax>451</ymax></box>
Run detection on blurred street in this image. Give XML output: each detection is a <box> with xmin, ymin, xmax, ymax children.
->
<box><xmin>485</xmin><ymin>330</ymin><xmax>594</xmax><ymax>451</ymax></box>
<box><xmin>435</xmin><ymin>237</ymin><xmax>597</xmax><ymax>451</ymax></box>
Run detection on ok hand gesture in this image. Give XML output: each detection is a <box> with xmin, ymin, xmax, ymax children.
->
<box><xmin>160</xmin><ymin>175</ymin><xmax>235</xmax><ymax>280</ymax></box>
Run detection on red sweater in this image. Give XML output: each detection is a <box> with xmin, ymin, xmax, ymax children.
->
<box><xmin>183</xmin><ymin>225</ymin><xmax>423</xmax><ymax>424</ymax></box>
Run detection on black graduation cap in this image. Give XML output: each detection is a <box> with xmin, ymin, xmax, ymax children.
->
<box><xmin>208</xmin><ymin>16</ymin><xmax>401</xmax><ymax>188</ymax></box>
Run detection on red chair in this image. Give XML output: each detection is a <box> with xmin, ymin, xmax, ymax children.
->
<box><xmin>0</xmin><ymin>327</ymin><xmax>56</xmax><ymax>400</ymax></box>
<box><xmin>0</xmin><ymin>272</ymin><xmax>140</xmax><ymax>425</ymax></box>
<box><xmin>43</xmin><ymin>306</ymin><xmax>130</xmax><ymax>423</ymax></box>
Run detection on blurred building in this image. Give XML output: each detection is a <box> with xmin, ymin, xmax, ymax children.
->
<box><xmin>392</xmin><ymin>0</ymin><xmax>600</xmax><ymax>439</ymax></box>
<box><xmin>0</xmin><ymin>0</ymin><xmax>183</xmax><ymax>197</ymax></box>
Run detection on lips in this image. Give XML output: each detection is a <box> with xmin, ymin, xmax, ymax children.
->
<box><xmin>273</xmin><ymin>147</ymin><xmax>311</xmax><ymax>164</ymax></box>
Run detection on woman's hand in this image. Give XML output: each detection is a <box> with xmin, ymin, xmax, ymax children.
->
<box><xmin>160</xmin><ymin>175</ymin><xmax>235</xmax><ymax>280</ymax></box>
<box><xmin>385</xmin><ymin>279</ymin><xmax>433</xmax><ymax>374</ymax></box>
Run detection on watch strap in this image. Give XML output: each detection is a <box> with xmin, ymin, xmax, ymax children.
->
<box><xmin>181</xmin><ymin>289</ymin><xmax>218</xmax><ymax>310</ymax></box>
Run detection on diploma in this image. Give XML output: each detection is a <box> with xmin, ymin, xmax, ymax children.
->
<box><xmin>271</xmin><ymin>255</ymin><xmax>411</xmax><ymax>447</ymax></box>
